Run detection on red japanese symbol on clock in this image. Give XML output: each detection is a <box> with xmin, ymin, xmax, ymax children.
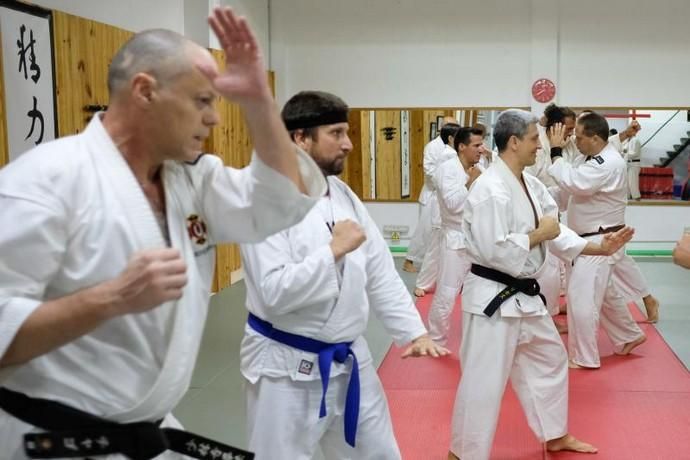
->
<box><xmin>531</xmin><ymin>78</ymin><xmax>556</xmax><ymax>103</ymax></box>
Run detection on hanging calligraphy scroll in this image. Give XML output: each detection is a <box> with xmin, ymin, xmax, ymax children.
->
<box><xmin>0</xmin><ymin>1</ymin><xmax>57</xmax><ymax>162</ymax></box>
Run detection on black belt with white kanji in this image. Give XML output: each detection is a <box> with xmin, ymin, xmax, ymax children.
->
<box><xmin>470</xmin><ymin>264</ymin><xmax>546</xmax><ymax>317</ymax></box>
<box><xmin>0</xmin><ymin>387</ymin><xmax>253</xmax><ymax>460</ymax></box>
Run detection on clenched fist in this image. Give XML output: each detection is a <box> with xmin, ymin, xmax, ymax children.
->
<box><xmin>107</xmin><ymin>248</ymin><xmax>188</xmax><ymax>316</ymax></box>
<box><xmin>330</xmin><ymin>219</ymin><xmax>366</xmax><ymax>261</ymax></box>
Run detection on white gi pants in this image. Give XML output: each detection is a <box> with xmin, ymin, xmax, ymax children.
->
<box><xmin>567</xmin><ymin>249</ymin><xmax>644</xmax><ymax>368</ymax></box>
<box><xmin>611</xmin><ymin>254</ymin><xmax>650</xmax><ymax>303</ymax></box>
<box><xmin>406</xmin><ymin>200</ymin><xmax>433</xmax><ymax>265</ymax></box>
<box><xmin>246</xmin><ymin>365</ymin><xmax>400</xmax><ymax>460</ymax></box>
<box><xmin>537</xmin><ymin>252</ymin><xmax>562</xmax><ymax>317</ymax></box>
<box><xmin>450</xmin><ymin>312</ymin><xmax>568</xmax><ymax>460</ymax></box>
<box><xmin>415</xmin><ymin>227</ymin><xmax>442</xmax><ymax>292</ymax></box>
<box><xmin>427</xmin><ymin>243</ymin><xmax>471</xmax><ymax>346</ymax></box>
<box><xmin>627</xmin><ymin>163</ymin><xmax>641</xmax><ymax>200</ymax></box>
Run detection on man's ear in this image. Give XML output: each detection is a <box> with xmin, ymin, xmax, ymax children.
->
<box><xmin>292</xmin><ymin>129</ymin><xmax>311</xmax><ymax>151</ymax></box>
<box><xmin>130</xmin><ymin>72</ymin><xmax>157</xmax><ymax>106</ymax></box>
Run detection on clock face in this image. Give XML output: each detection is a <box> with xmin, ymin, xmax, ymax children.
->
<box><xmin>532</xmin><ymin>78</ymin><xmax>556</xmax><ymax>103</ymax></box>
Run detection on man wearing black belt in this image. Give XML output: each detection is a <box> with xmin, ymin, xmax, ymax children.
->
<box><xmin>0</xmin><ymin>7</ymin><xmax>328</xmax><ymax>460</ymax></box>
<box><xmin>548</xmin><ymin>112</ymin><xmax>646</xmax><ymax>370</ymax></box>
<box><xmin>447</xmin><ymin>109</ymin><xmax>633</xmax><ymax>460</ymax></box>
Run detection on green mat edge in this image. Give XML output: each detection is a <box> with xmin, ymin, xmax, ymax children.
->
<box><xmin>389</xmin><ymin>246</ymin><xmax>673</xmax><ymax>257</ymax></box>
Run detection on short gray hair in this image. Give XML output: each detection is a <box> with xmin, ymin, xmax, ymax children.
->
<box><xmin>493</xmin><ymin>109</ymin><xmax>539</xmax><ymax>152</ymax></box>
<box><xmin>107</xmin><ymin>29</ymin><xmax>194</xmax><ymax>95</ymax></box>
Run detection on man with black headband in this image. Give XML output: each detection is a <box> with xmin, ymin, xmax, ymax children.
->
<box><xmin>238</xmin><ymin>90</ymin><xmax>449</xmax><ymax>459</ymax></box>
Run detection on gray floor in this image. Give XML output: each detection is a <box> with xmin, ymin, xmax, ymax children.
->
<box><xmin>173</xmin><ymin>256</ymin><xmax>689</xmax><ymax>452</ymax></box>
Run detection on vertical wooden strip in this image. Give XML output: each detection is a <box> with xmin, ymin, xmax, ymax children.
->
<box><xmin>368</xmin><ymin>110</ymin><xmax>376</xmax><ymax>199</ymax></box>
<box><xmin>400</xmin><ymin>110</ymin><xmax>410</xmax><ymax>198</ymax></box>
<box><xmin>375</xmin><ymin>110</ymin><xmax>401</xmax><ymax>199</ymax></box>
<box><xmin>408</xmin><ymin>110</ymin><xmax>425</xmax><ymax>202</ymax></box>
<box><xmin>344</xmin><ymin>109</ymin><xmax>364</xmax><ymax>196</ymax></box>
<box><xmin>360</xmin><ymin>110</ymin><xmax>372</xmax><ymax>200</ymax></box>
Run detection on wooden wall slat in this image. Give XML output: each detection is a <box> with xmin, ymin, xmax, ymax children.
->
<box><xmin>360</xmin><ymin>110</ymin><xmax>372</xmax><ymax>199</ymax></box>
<box><xmin>52</xmin><ymin>11</ymin><xmax>133</xmax><ymax>136</ymax></box>
<box><xmin>375</xmin><ymin>110</ymin><xmax>401</xmax><ymax>199</ymax></box>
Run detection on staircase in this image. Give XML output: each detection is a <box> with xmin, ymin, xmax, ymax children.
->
<box><xmin>657</xmin><ymin>131</ymin><xmax>690</xmax><ymax>167</ymax></box>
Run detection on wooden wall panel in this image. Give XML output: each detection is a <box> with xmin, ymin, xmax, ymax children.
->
<box><xmin>52</xmin><ymin>11</ymin><xmax>132</xmax><ymax>136</ymax></box>
<box><xmin>375</xmin><ymin>110</ymin><xmax>401</xmax><ymax>199</ymax></box>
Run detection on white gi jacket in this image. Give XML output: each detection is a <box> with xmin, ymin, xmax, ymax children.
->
<box><xmin>428</xmin><ymin>144</ymin><xmax>460</xmax><ymax>228</ymax></box>
<box><xmin>434</xmin><ymin>155</ymin><xmax>469</xmax><ymax>250</ymax></box>
<box><xmin>240</xmin><ymin>176</ymin><xmax>427</xmax><ymax>384</ymax></box>
<box><xmin>419</xmin><ymin>136</ymin><xmax>446</xmax><ymax>205</ymax></box>
<box><xmin>0</xmin><ymin>115</ymin><xmax>326</xmax><ymax>425</ymax></box>
<box><xmin>461</xmin><ymin>158</ymin><xmax>587</xmax><ymax>318</ymax></box>
<box><xmin>548</xmin><ymin>143</ymin><xmax>627</xmax><ymax>236</ymax></box>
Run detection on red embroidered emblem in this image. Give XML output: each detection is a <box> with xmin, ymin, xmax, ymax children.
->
<box><xmin>187</xmin><ymin>214</ymin><xmax>208</xmax><ymax>245</ymax></box>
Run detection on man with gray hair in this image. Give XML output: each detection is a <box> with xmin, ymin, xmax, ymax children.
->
<box><xmin>0</xmin><ymin>7</ymin><xmax>325</xmax><ymax>459</ymax></box>
<box><xmin>447</xmin><ymin>109</ymin><xmax>634</xmax><ymax>460</ymax></box>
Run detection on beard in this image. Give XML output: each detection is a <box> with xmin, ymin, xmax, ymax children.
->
<box><xmin>317</xmin><ymin>157</ymin><xmax>345</xmax><ymax>176</ymax></box>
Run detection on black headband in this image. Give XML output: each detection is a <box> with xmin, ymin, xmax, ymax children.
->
<box><xmin>284</xmin><ymin>110</ymin><xmax>349</xmax><ymax>131</ymax></box>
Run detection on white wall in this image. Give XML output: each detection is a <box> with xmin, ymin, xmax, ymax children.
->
<box><xmin>270</xmin><ymin>0</ymin><xmax>690</xmax><ymax>108</ymax></box>
<box><xmin>269</xmin><ymin>0</ymin><xmax>533</xmax><ymax>107</ymax></box>
<box><xmin>29</xmin><ymin>0</ymin><xmax>270</xmax><ymax>56</ymax></box>
<box><xmin>30</xmin><ymin>0</ymin><xmax>186</xmax><ymax>33</ymax></box>
<box><xmin>364</xmin><ymin>202</ymin><xmax>688</xmax><ymax>250</ymax></box>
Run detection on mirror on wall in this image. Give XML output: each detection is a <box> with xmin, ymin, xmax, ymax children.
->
<box><xmin>341</xmin><ymin>107</ymin><xmax>690</xmax><ymax>203</ymax></box>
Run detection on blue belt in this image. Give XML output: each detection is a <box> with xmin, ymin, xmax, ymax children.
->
<box><xmin>247</xmin><ymin>313</ymin><xmax>360</xmax><ymax>447</ymax></box>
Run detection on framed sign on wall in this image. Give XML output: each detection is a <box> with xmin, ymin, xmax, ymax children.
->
<box><xmin>0</xmin><ymin>0</ymin><xmax>57</xmax><ymax>162</ymax></box>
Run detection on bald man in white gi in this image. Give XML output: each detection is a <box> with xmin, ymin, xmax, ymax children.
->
<box><xmin>427</xmin><ymin>127</ymin><xmax>482</xmax><ymax>346</ymax></box>
<box><xmin>448</xmin><ymin>109</ymin><xmax>633</xmax><ymax>460</ymax></box>
<box><xmin>240</xmin><ymin>90</ymin><xmax>448</xmax><ymax>460</ymax></box>
<box><xmin>0</xmin><ymin>8</ymin><xmax>327</xmax><ymax>460</ymax></box>
<box><xmin>548</xmin><ymin>112</ymin><xmax>647</xmax><ymax>369</ymax></box>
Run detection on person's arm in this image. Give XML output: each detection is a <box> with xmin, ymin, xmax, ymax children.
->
<box><xmin>0</xmin><ymin>191</ymin><xmax>186</xmax><ymax>368</ymax></box>
<box><xmin>435</xmin><ymin>161</ymin><xmax>470</xmax><ymax>214</ymax></box>
<box><xmin>202</xmin><ymin>7</ymin><xmax>305</xmax><ymax>192</ymax></box>
<box><xmin>617</xmin><ymin>120</ymin><xmax>641</xmax><ymax>143</ymax></box>
<box><xmin>673</xmin><ymin>234</ymin><xmax>690</xmax><ymax>269</ymax></box>
<box><xmin>239</xmin><ymin>219</ymin><xmax>365</xmax><ymax>316</ymax></box>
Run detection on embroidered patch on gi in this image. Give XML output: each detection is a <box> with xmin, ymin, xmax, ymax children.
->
<box><xmin>298</xmin><ymin>359</ymin><xmax>314</xmax><ymax>375</ymax></box>
<box><xmin>593</xmin><ymin>155</ymin><xmax>604</xmax><ymax>164</ymax></box>
<box><xmin>187</xmin><ymin>214</ymin><xmax>208</xmax><ymax>245</ymax></box>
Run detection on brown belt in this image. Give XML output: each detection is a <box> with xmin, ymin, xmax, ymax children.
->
<box><xmin>578</xmin><ymin>224</ymin><xmax>625</xmax><ymax>238</ymax></box>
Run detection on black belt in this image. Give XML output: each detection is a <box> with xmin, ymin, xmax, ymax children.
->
<box><xmin>0</xmin><ymin>387</ymin><xmax>253</xmax><ymax>460</ymax></box>
<box><xmin>578</xmin><ymin>224</ymin><xmax>625</xmax><ymax>238</ymax></box>
<box><xmin>470</xmin><ymin>264</ymin><xmax>545</xmax><ymax>317</ymax></box>
<box><xmin>628</xmin><ymin>159</ymin><xmax>640</xmax><ymax>163</ymax></box>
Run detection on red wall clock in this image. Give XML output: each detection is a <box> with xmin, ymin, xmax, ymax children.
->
<box><xmin>532</xmin><ymin>78</ymin><xmax>556</xmax><ymax>103</ymax></box>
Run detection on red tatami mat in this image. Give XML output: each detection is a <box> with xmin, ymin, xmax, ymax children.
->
<box><xmin>378</xmin><ymin>294</ymin><xmax>690</xmax><ymax>459</ymax></box>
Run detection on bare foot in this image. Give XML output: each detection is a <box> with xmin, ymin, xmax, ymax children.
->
<box><xmin>553</xmin><ymin>318</ymin><xmax>568</xmax><ymax>334</ymax></box>
<box><xmin>643</xmin><ymin>296</ymin><xmax>659</xmax><ymax>323</ymax></box>
<box><xmin>546</xmin><ymin>433</ymin><xmax>597</xmax><ymax>454</ymax></box>
<box><xmin>402</xmin><ymin>259</ymin><xmax>417</xmax><ymax>273</ymax></box>
<box><xmin>616</xmin><ymin>334</ymin><xmax>647</xmax><ymax>355</ymax></box>
<box><xmin>447</xmin><ymin>452</ymin><xmax>460</xmax><ymax>460</ymax></box>
<box><xmin>414</xmin><ymin>287</ymin><xmax>426</xmax><ymax>297</ymax></box>
<box><xmin>568</xmin><ymin>359</ymin><xmax>598</xmax><ymax>370</ymax></box>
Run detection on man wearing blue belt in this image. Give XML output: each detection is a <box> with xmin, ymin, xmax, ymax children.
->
<box><xmin>239</xmin><ymin>90</ymin><xmax>448</xmax><ymax>459</ymax></box>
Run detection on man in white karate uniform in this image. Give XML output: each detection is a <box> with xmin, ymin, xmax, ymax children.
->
<box><xmin>605</xmin><ymin>129</ymin><xmax>661</xmax><ymax>322</ymax></box>
<box><xmin>240</xmin><ymin>91</ymin><xmax>449</xmax><ymax>460</ymax></box>
<box><xmin>0</xmin><ymin>8</ymin><xmax>327</xmax><ymax>460</ymax></box>
<box><xmin>547</xmin><ymin>112</ymin><xmax>647</xmax><ymax>369</ymax></box>
<box><xmin>427</xmin><ymin>127</ymin><xmax>483</xmax><ymax>346</ymax></box>
<box><xmin>449</xmin><ymin>109</ymin><xmax>633</xmax><ymax>460</ymax></box>
<box><xmin>621</xmin><ymin>134</ymin><xmax>642</xmax><ymax>200</ymax></box>
<box><xmin>413</xmin><ymin>121</ymin><xmax>462</xmax><ymax>297</ymax></box>
<box><xmin>473</xmin><ymin>123</ymin><xmax>499</xmax><ymax>171</ymax></box>
<box><xmin>404</xmin><ymin>117</ymin><xmax>459</xmax><ymax>274</ymax></box>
